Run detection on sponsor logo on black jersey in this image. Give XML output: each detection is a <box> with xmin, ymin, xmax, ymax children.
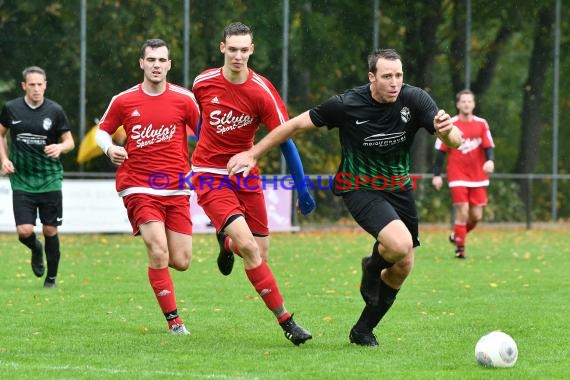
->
<box><xmin>363</xmin><ymin>131</ymin><xmax>406</xmax><ymax>147</ymax></box>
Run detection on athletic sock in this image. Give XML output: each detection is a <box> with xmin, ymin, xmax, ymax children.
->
<box><xmin>453</xmin><ymin>224</ymin><xmax>467</xmax><ymax>248</ymax></box>
<box><xmin>19</xmin><ymin>232</ymin><xmax>38</xmax><ymax>250</ymax></box>
<box><xmin>44</xmin><ymin>234</ymin><xmax>61</xmax><ymax>279</ymax></box>
<box><xmin>245</xmin><ymin>260</ymin><xmax>284</xmax><ymax>313</ymax></box>
<box><xmin>148</xmin><ymin>267</ymin><xmax>181</xmax><ymax>324</ymax></box>
<box><xmin>354</xmin><ymin>279</ymin><xmax>399</xmax><ymax>331</ymax></box>
<box><xmin>368</xmin><ymin>242</ymin><xmax>395</xmax><ymax>272</ymax></box>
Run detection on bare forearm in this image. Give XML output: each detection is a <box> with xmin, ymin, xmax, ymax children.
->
<box><xmin>436</xmin><ymin>125</ymin><xmax>462</xmax><ymax>149</ymax></box>
<box><xmin>59</xmin><ymin>133</ymin><xmax>75</xmax><ymax>154</ymax></box>
<box><xmin>251</xmin><ymin>111</ymin><xmax>313</xmax><ymax>159</ymax></box>
<box><xmin>227</xmin><ymin>111</ymin><xmax>315</xmax><ymax>177</ymax></box>
<box><xmin>0</xmin><ymin>138</ymin><xmax>8</xmax><ymax>162</ymax></box>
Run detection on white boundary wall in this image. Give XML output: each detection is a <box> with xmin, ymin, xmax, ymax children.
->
<box><xmin>0</xmin><ymin>178</ymin><xmax>295</xmax><ymax>234</ymax></box>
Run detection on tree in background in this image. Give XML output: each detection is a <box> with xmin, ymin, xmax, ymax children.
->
<box><xmin>0</xmin><ymin>0</ymin><xmax>568</xmax><ymax>220</ymax></box>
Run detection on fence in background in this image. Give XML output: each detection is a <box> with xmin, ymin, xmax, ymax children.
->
<box><xmin>1</xmin><ymin>173</ymin><xmax>565</xmax><ymax>233</ymax></box>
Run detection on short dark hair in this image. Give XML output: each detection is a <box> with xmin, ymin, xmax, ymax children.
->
<box><xmin>223</xmin><ymin>22</ymin><xmax>253</xmax><ymax>42</ymax></box>
<box><xmin>367</xmin><ymin>49</ymin><xmax>401</xmax><ymax>73</ymax></box>
<box><xmin>22</xmin><ymin>66</ymin><xmax>46</xmax><ymax>81</ymax></box>
<box><xmin>140</xmin><ymin>38</ymin><xmax>169</xmax><ymax>59</ymax></box>
<box><xmin>456</xmin><ymin>88</ymin><xmax>475</xmax><ymax>102</ymax></box>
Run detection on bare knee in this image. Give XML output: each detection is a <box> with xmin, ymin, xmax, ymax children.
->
<box><xmin>383</xmin><ymin>240</ymin><xmax>413</xmax><ymax>263</ymax></box>
<box><xmin>16</xmin><ymin>225</ymin><xmax>34</xmax><ymax>238</ymax></box>
<box><xmin>170</xmin><ymin>253</ymin><xmax>191</xmax><ymax>271</ymax></box>
<box><xmin>42</xmin><ymin>224</ymin><xmax>58</xmax><ymax>237</ymax></box>
<box><xmin>170</xmin><ymin>262</ymin><xmax>190</xmax><ymax>271</ymax></box>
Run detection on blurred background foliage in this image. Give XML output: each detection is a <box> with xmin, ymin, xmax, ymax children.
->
<box><xmin>0</xmin><ymin>0</ymin><xmax>568</xmax><ymax>223</ymax></box>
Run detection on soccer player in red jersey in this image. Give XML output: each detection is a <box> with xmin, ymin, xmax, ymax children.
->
<box><xmin>191</xmin><ymin>22</ymin><xmax>313</xmax><ymax>345</ymax></box>
<box><xmin>432</xmin><ymin>89</ymin><xmax>495</xmax><ymax>259</ymax></box>
<box><xmin>95</xmin><ymin>39</ymin><xmax>200</xmax><ymax>335</ymax></box>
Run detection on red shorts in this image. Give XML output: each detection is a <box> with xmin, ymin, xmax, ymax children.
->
<box><xmin>192</xmin><ymin>170</ymin><xmax>269</xmax><ymax>235</ymax></box>
<box><xmin>449</xmin><ymin>186</ymin><xmax>488</xmax><ymax>206</ymax></box>
<box><xmin>122</xmin><ymin>193</ymin><xmax>192</xmax><ymax>236</ymax></box>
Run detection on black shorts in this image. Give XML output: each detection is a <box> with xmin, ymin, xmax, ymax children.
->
<box><xmin>12</xmin><ymin>190</ymin><xmax>63</xmax><ymax>227</ymax></box>
<box><xmin>342</xmin><ymin>189</ymin><xmax>420</xmax><ymax>247</ymax></box>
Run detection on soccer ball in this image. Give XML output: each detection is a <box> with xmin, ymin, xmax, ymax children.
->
<box><xmin>474</xmin><ymin>331</ymin><xmax>518</xmax><ymax>368</ymax></box>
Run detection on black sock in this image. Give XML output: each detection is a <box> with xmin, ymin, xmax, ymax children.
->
<box><xmin>354</xmin><ymin>280</ymin><xmax>399</xmax><ymax>332</ymax></box>
<box><xmin>369</xmin><ymin>241</ymin><xmax>395</xmax><ymax>271</ymax></box>
<box><xmin>19</xmin><ymin>232</ymin><xmax>38</xmax><ymax>250</ymax></box>
<box><xmin>165</xmin><ymin>310</ymin><xmax>180</xmax><ymax>322</ymax></box>
<box><xmin>45</xmin><ymin>234</ymin><xmax>61</xmax><ymax>278</ymax></box>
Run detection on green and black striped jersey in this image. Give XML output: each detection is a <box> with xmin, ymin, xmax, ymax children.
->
<box><xmin>309</xmin><ymin>84</ymin><xmax>438</xmax><ymax>194</ymax></box>
<box><xmin>0</xmin><ymin>97</ymin><xmax>71</xmax><ymax>192</ymax></box>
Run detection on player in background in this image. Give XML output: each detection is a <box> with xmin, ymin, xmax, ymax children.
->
<box><xmin>0</xmin><ymin>66</ymin><xmax>75</xmax><ymax>288</ymax></box>
<box><xmin>432</xmin><ymin>89</ymin><xmax>495</xmax><ymax>259</ymax></box>
<box><xmin>227</xmin><ymin>49</ymin><xmax>462</xmax><ymax>347</ymax></box>
<box><xmin>191</xmin><ymin>22</ymin><xmax>314</xmax><ymax>345</ymax></box>
<box><xmin>96</xmin><ymin>39</ymin><xmax>200</xmax><ymax>335</ymax></box>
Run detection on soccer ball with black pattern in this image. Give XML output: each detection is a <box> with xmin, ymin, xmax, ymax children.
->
<box><xmin>474</xmin><ymin>331</ymin><xmax>518</xmax><ymax>368</ymax></box>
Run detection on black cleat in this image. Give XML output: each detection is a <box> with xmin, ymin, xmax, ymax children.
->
<box><xmin>349</xmin><ymin>326</ymin><xmax>379</xmax><ymax>347</ymax></box>
<box><xmin>449</xmin><ymin>233</ymin><xmax>456</xmax><ymax>245</ymax></box>
<box><xmin>31</xmin><ymin>240</ymin><xmax>45</xmax><ymax>278</ymax></box>
<box><xmin>455</xmin><ymin>246</ymin><xmax>466</xmax><ymax>259</ymax></box>
<box><xmin>43</xmin><ymin>277</ymin><xmax>57</xmax><ymax>288</ymax></box>
<box><xmin>216</xmin><ymin>231</ymin><xmax>234</xmax><ymax>276</ymax></box>
<box><xmin>360</xmin><ymin>256</ymin><xmax>380</xmax><ymax>306</ymax></box>
<box><xmin>280</xmin><ymin>316</ymin><xmax>312</xmax><ymax>346</ymax></box>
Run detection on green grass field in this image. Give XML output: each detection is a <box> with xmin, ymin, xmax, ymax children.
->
<box><xmin>1</xmin><ymin>226</ymin><xmax>569</xmax><ymax>379</ymax></box>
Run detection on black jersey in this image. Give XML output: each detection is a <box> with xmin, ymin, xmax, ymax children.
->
<box><xmin>0</xmin><ymin>97</ymin><xmax>71</xmax><ymax>192</ymax></box>
<box><xmin>309</xmin><ymin>83</ymin><xmax>438</xmax><ymax>194</ymax></box>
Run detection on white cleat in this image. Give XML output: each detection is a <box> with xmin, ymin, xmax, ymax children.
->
<box><xmin>169</xmin><ymin>323</ymin><xmax>190</xmax><ymax>335</ymax></box>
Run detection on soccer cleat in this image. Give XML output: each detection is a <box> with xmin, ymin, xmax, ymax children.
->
<box><xmin>455</xmin><ymin>247</ymin><xmax>466</xmax><ymax>259</ymax></box>
<box><xmin>449</xmin><ymin>233</ymin><xmax>456</xmax><ymax>245</ymax></box>
<box><xmin>349</xmin><ymin>326</ymin><xmax>379</xmax><ymax>347</ymax></box>
<box><xmin>360</xmin><ymin>256</ymin><xmax>380</xmax><ymax>306</ymax></box>
<box><xmin>280</xmin><ymin>316</ymin><xmax>312</xmax><ymax>346</ymax></box>
<box><xmin>31</xmin><ymin>240</ymin><xmax>45</xmax><ymax>277</ymax></box>
<box><xmin>169</xmin><ymin>323</ymin><xmax>190</xmax><ymax>335</ymax></box>
<box><xmin>43</xmin><ymin>277</ymin><xmax>57</xmax><ymax>288</ymax></box>
<box><xmin>216</xmin><ymin>231</ymin><xmax>234</xmax><ymax>276</ymax></box>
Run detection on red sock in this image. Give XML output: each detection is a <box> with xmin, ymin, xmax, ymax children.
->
<box><xmin>245</xmin><ymin>261</ymin><xmax>284</xmax><ymax>313</ymax></box>
<box><xmin>148</xmin><ymin>267</ymin><xmax>180</xmax><ymax>325</ymax></box>
<box><xmin>454</xmin><ymin>224</ymin><xmax>467</xmax><ymax>247</ymax></box>
<box><xmin>466</xmin><ymin>222</ymin><xmax>477</xmax><ymax>233</ymax></box>
<box><xmin>225</xmin><ymin>236</ymin><xmax>243</xmax><ymax>258</ymax></box>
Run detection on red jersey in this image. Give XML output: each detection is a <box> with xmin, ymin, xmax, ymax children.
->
<box><xmin>435</xmin><ymin>115</ymin><xmax>495</xmax><ymax>187</ymax></box>
<box><xmin>191</xmin><ymin>68</ymin><xmax>288</xmax><ymax>172</ymax></box>
<box><xmin>99</xmin><ymin>83</ymin><xmax>200</xmax><ymax>195</ymax></box>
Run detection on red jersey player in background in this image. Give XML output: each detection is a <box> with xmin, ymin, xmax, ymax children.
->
<box><xmin>95</xmin><ymin>39</ymin><xmax>200</xmax><ymax>334</ymax></box>
<box><xmin>432</xmin><ymin>89</ymin><xmax>495</xmax><ymax>259</ymax></box>
<box><xmin>191</xmin><ymin>22</ymin><xmax>314</xmax><ymax>345</ymax></box>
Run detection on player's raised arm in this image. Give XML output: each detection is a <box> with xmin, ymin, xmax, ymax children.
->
<box><xmin>227</xmin><ymin>110</ymin><xmax>315</xmax><ymax>176</ymax></box>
